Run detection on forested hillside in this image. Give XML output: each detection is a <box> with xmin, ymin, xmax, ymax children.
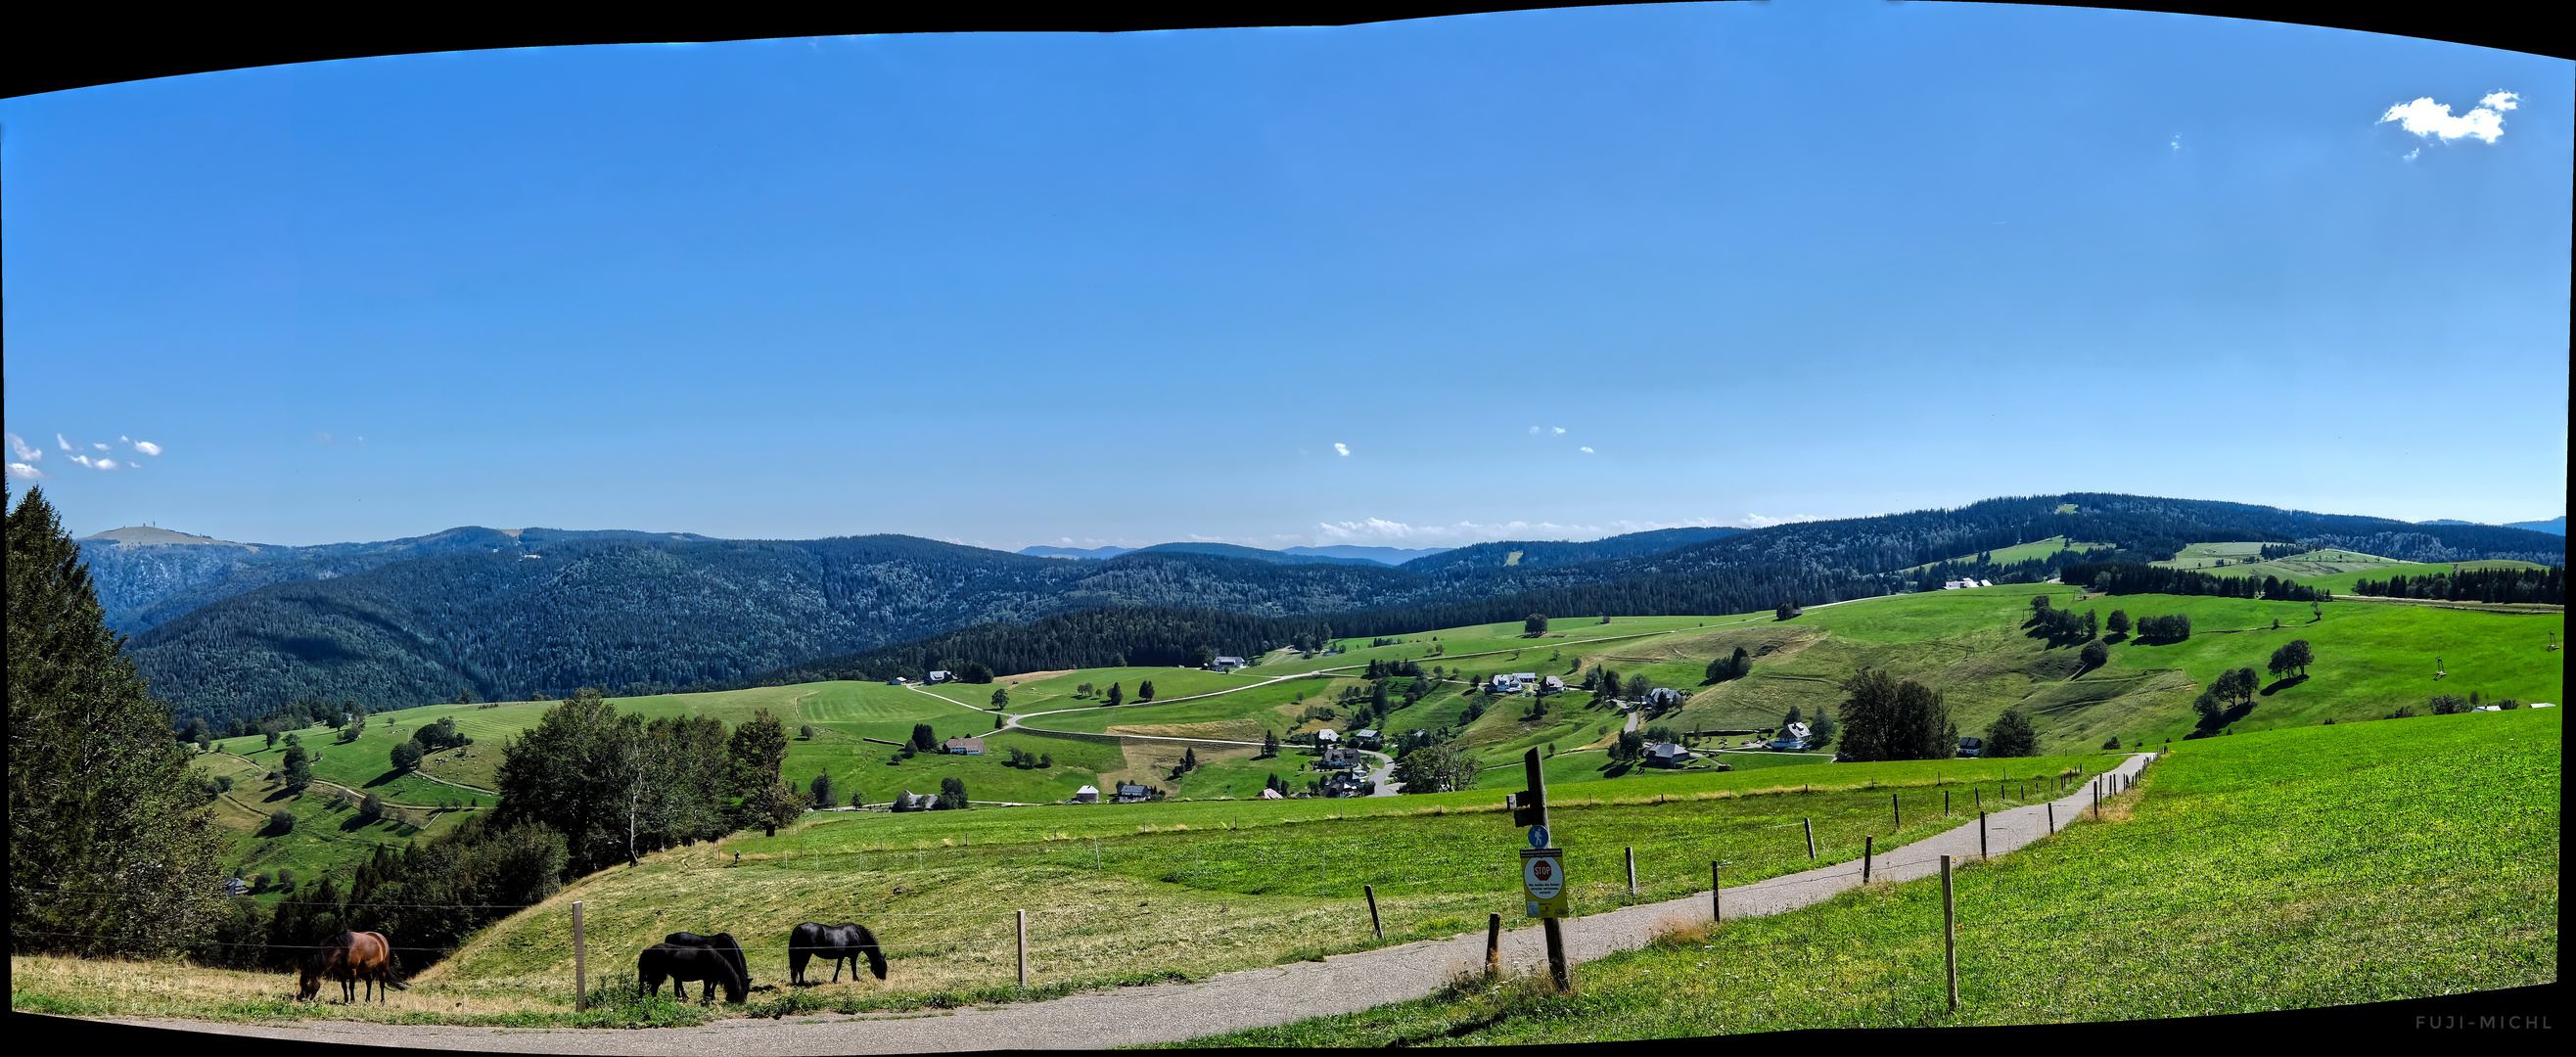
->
<box><xmin>78</xmin><ymin>526</ymin><xmax>719</xmax><ymax>635</ymax></box>
<box><xmin>124</xmin><ymin>494</ymin><xmax>2562</xmax><ymax>726</ymax></box>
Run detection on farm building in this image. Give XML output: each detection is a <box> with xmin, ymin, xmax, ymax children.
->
<box><xmin>1115</xmin><ymin>783</ymin><xmax>1156</xmax><ymax>804</ymax></box>
<box><xmin>1351</xmin><ymin>728</ymin><xmax>1382</xmax><ymax>749</ymax></box>
<box><xmin>1539</xmin><ymin>676</ymin><xmax>1567</xmax><ymax>695</ymax></box>
<box><xmin>1322</xmin><ymin>771</ymin><xmax>1366</xmax><ymax>798</ymax></box>
<box><xmin>1957</xmin><ymin>736</ymin><xmax>1984</xmax><ymax>758</ymax></box>
<box><xmin>1771</xmin><ymin>721</ymin><xmax>1813</xmax><ymax>751</ymax></box>
<box><xmin>1489</xmin><ymin>673</ymin><xmax>1521</xmax><ymax>692</ymax></box>
<box><xmin>1072</xmin><ymin>785</ymin><xmax>1099</xmax><ymax>804</ymax></box>
<box><xmin>1323</xmin><ymin>746</ymin><xmax>1366</xmax><ymax>769</ymax></box>
<box><xmin>885</xmin><ymin>676</ymin><xmax>908</xmax><ymax>686</ymax></box>
<box><xmin>943</xmin><ymin>736</ymin><xmax>986</xmax><ymax>756</ymax></box>
<box><xmin>1942</xmin><ymin>577</ymin><xmax>1995</xmax><ymax>590</ymax></box>
<box><xmin>1643</xmin><ymin>742</ymin><xmax>1692</xmax><ymax>768</ymax></box>
<box><xmin>926</xmin><ymin>670</ymin><xmax>953</xmax><ymax>683</ymax></box>
<box><xmin>1314</xmin><ymin>728</ymin><xmax>1339</xmax><ymax>746</ymax></box>
<box><xmin>889</xmin><ymin>790</ymin><xmax>943</xmax><ymax>812</ymax></box>
<box><xmin>1259</xmin><ymin>786</ymin><xmax>1284</xmax><ymax>800</ymax></box>
<box><xmin>1211</xmin><ymin>656</ymin><xmax>1247</xmax><ymax>671</ymax></box>
<box><xmin>1645</xmin><ymin>687</ymin><xmax>1685</xmax><ymax>707</ymax></box>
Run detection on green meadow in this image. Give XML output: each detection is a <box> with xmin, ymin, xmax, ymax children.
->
<box><xmin>1178</xmin><ymin>707</ymin><xmax>2560</xmax><ymax>1043</ymax></box>
<box><xmin>408</xmin><ymin>751</ymin><xmax>2111</xmax><ymax>1008</ymax></box>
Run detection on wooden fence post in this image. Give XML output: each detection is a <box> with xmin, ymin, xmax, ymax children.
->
<box><xmin>1979</xmin><ymin>811</ymin><xmax>1988</xmax><ymax>859</ymax></box>
<box><xmin>2047</xmin><ymin>802</ymin><xmax>2055</xmax><ymax>834</ymax></box>
<box><xmin>1944</xmin><ymin>790</ymin><xmax>1951</xmax><ymax>816</ymax></box>
<box><xmin>1804</xmin><ymin>817</ymin><xmax>1817</xmax><ymax>860</ymax></box>
<box><xmin>1891</xmin><ymin>792</ymin><xmax>1901</xmax><ymax>830</ymax></box>
<box><xmin>1625</xmin><ymin>848</ymin><xmax>1636</xmax><ymax>896</ymax></box>
<box><xmin>1863</xmin><ymin>835</ymin><xmax>1874</xmax><ymax>882</ymax></box>
<box><xmin>1017</xmin><ymin>909</ymin><xmax>1029</xmax><ymax>987</ymax></box>
<box><xmin>1365</xmin><ymin>885</ymin><xmax>1384</xmax><ymax>940</ymax></box>
<box><xmin>1942</xmin><ymin>855</ymin><xmax>1957</xmax><ymax>1010</ymax></box>
<box><xmin>1485</xmin><ymin>913</ymin><xmax>1502</xmax><ymax>977</ymax></box>
<box><xmin>572</xmin><ymin>900</ymin><xmax>586</xmax><ymax>1011</ymax></box>
<box><xmin>1710</xmin><ymin>861</ymin><xmax>1722</xmax><ymax>923</ymax></box>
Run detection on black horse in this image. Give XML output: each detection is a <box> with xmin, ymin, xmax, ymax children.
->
<box><xmin>662</xmin><ymin>931</ymin><xmax>750</xmax><ymax>990</ymax></box>
<box><xmin>789</xmin><ymin>922</ymin><xmax>888</xmax><ymax>985</ymax></box>
<box><xmin>638</xmin><ymin>942</ymin><xmax>747</xmax><ymax>1004</ymax></box>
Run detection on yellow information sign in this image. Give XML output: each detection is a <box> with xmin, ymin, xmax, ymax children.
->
<box><xmin>1521</xmin><ymin>849</ymin><xmax>1569</xmax><ymax>918</ymax></box>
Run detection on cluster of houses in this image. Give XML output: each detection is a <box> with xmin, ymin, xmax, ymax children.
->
<box><xmin>1488</xmin><ymin>672</ymin><xmax>1561</xmax><ymax>694</ymax></box>
<box><xmin>1069</xmin><ymin>783</ymin><xmax>1158</xmax><ymax>804</ymax></box>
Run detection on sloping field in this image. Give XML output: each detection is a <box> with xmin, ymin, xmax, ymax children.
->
<box><xmin>406</xmin><ymin>753</ymin><xmax>2108</xmax><ymax>1010</ymax></box>
<box><xmin>1181</xmin><ymin>707</ymin><xmax>2561</xmax><ymax>1043</ymax></box>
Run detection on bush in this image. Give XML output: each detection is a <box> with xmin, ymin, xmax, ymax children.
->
<box><xmin>390</xmin><ymin>740</ymin><xmax>424</xmax><ymax>773</ymax></box>
<box><xmin>267</xmin><ymin>809</ymin><xmax>296</xmax><ymax>833</ymax></box>
<box><xmin>1983</xmin><ymin>710</ymin><xmax>2039</xmax><ymax>758</ymax></box>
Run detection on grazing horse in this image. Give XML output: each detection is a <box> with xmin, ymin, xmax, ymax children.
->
<box><xmin>662</xmin><ymin>931</ymin><xmax>750</xmax><ymax>991</ymax></box>
<box><xmin>299</xmin><ymin>931</ymin><xmax>401</xmax><ymax>1003</ymax></box>
<box><xmin>639</xmin><ymin>943</ymin><xmax>747</xmax><ymax>1004</ymax></box>
<box><xmin>789</xmin><ymin>922</ymin><xmax>888</xmax><ymax>985</ymax></box>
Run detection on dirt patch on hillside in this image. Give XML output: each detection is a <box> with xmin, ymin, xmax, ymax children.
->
<box><xmin>1001</xmin><ymin>669</ymin><xmax>1077</xmax><ymax>686</ymax></box>
<box><xmin>1098</xmin><ymin>738</ymin><xmax>1261</xmax><ymax>792</ymax></box>
<box><xmin>1104</xmin><ymin>719</ymin><xmax>1268</xmax><ymax>743</ymax></box>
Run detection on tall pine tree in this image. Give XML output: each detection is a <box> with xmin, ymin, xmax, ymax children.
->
<box><xmin>9</xmin><ymin>484</ymin><xmax>230</xmax><ymax>955</ymax></box>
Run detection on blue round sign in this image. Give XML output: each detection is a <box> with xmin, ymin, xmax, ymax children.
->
<box><xmin>1527</xmin><ymin>825</ymin><xmax>1550</xmax><ymax>850</ymax></box>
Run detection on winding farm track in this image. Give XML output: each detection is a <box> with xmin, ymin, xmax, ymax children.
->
<box><xmin>100</xmin><ymin>753</ymin><xmax>2157</xmax><ymax>1053</ymax></box>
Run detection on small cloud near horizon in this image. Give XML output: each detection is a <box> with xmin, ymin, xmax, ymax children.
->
<box><xmin>1312</xmin><ymin>515</ymin><xmax>1744</xmax><ymax>547</ymax></box>
<box><xmin>1333</xmin><ymin>442</ymin><xmax>1350</xmax><ymax>456</ymax></box>
<box><xmin>2380</xmin><ymin>91</ymin><xmax>2519</xmax><ymax>144</ymax></box>
<box><xmin>1580</xmin><ymin>446</ymin><xmax>1594</xmax><ymax>454</ymax></box>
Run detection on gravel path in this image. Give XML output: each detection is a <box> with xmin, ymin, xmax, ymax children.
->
<box><xmin>99</xmin><ymin>754</ymin><xmax>2155</xmax><ymax>1052</ymax></box>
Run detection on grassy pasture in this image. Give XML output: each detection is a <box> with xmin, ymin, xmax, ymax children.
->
<box><xmin>1178</xmin><ymin>708</ymin><xmax>2560</xmax><ymax>1043</ymax></box>
<box><xmin>1900</xmin><ymin>535</ymin><xmax>2111</xmax><ymax>573</ymax></box>
<box><xmin>184</xmin><ymin>751</ymin><xmax>469</xmax><ymax>901</ymax></box>
<box><xmin>407</xmin><ymin>752</ymin><xmax>2107</xmax><ymax>1009</ymax></box>
<box><xmin>1669</xmin><ymin>583</ymin><xmax>2562</xmax><ymax>753</ymax></box>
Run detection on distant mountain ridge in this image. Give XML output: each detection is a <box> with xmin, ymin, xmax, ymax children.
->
<box><xmin>76</xmin><ymin>525</ymin><xmax>720</xmax><ymax>635</ymax></box>
<box><xmin>1018</xmin><ymin>542</ymin><xmax>1457</xmax><ymax>566</ymax></box>
<box><xmin>104</xmin><ymin>495</ymin><xmax>2563</xmax><ymax>724</ymax></box>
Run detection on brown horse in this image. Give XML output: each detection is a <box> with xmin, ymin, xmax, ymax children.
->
<box><xmin>299</xmin><ymin>931</ymin><xmax>400</xmax><ymax>1002</ymax></box>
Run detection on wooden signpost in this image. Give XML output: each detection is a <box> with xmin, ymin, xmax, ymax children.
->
<box><xmin>1507</xmin><ymin>747</ymin><xmax>1570</xmax><ymax>989</ymax></box>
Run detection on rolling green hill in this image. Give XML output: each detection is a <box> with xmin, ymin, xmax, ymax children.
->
<box><xmin>1181</xmin><ymin>707</ymin><xmax>2560</xmax><ymax>1041</ymax></box>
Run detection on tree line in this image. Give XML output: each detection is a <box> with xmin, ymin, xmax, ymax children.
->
<box><xmin>2062</xmin><ymin>562</ymin><xmax>2326</xmax><ymax>602</ymax></box>
<box><xmin>2348</xmin><ymin>566</ymin><xmax>2563</xmax><ymax>605</ymax></box>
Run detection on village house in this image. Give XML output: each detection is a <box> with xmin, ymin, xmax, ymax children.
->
<box><xmin>1259</xmin><ymin>786</ymin><xmax>1284</xmax><ymax>800</ymax></box>
<box><xmin>1942</xmin><ymin>577</ymin><xmax>1995</xmax><ymax>590</ymax></box>
<box><xmin>1645</xmin><ymin>687</ymin><xmax>1685</xmax><ymax>708</ymax></box>
<box><xmin>1539</xmin><ymin>675</ymin><xmax>1566</xmax><ymax>695</ymax></box>
<box><xmin>1072</xmin><ymin>785</ymin><xmax>1100</xmax><ymax>804</ymax></box>
<box><xmin>1322</xmin><ymin>746</ymin><xmax>1366</xmax><ymax>770</ymax></box>
<box><xmin>943</xmin><ymin>736</ymin><xmax>986</xmax><ymax>756</ymax></box>
<box><xmin>926</xmin><ymin>669</ymin><xmax>953</xmax><ymax>683</ymax></box>
<box><xmin>1321</xmin><ymin>771</ymin><xmax>1366</xmax><ymax>798</ymax></box>
<box><xmin>1115</xmin><ymin>783</ymin><xmax>1156</xmax><ymax>804</ymax></box>
<box><xmin>1313</xmin><ymin>728</ymin><xmax>1339</xmax><ymax>747</ymax></box>
<box><xmin>1210</xmin><ymin>655</ymin><xmax>1247</xmax><ymax>671</ymax></box>
<box><xmin>1956</xmin><ymin>736</ymin><xmax>1984</xmax><ymax>758</ymax></box>
<box><xmin>1771</xmin><ymin>721</ymin><xmax>1813</xmax><ymax>751</ymax></box>
<box><xmin>1350</xmin><ymin>728</ymin><xmax>1383</xmax><ymax>750</ymax></box>
<box><xmin>890</xmin><ymin>790</ymin><xmax>943</xmax><ymax>812</ymax></box>
<box><xmin>1643</xmin><ymin>742</ymin><xmax>1693</xmax><ymax>768</ymax></box>
<box><xmin>1489</xmin><ymin>673</ymin><xmax>1520</xmax><ymax>693</ymax></box>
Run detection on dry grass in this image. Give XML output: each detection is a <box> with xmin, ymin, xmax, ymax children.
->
<box><xmin>9</xmin><ymin>954</ymin><xmax>570</xmax><ymax>1024</ymax></box>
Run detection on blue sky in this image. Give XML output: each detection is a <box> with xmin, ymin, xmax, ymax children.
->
<box><xmin>5</xmin><ymin>1</ymin><xmax>2568</xmax><ymax>549</ymax></box>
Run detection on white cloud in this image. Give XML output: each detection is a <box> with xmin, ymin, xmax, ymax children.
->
<box><xmin>316</xmin><ymin>432</ymin><xmax>337</xmax><ymax>444</ymax></box>
<box><xmin>2170</xmin><ymin>134</ymin><xmax>2181</xmax><ymax>152</ymax></box>
<box><xmin>56</xmin><ymin>434</ymin><xmax>73</xmax><ymax>451</ymax></box>
<box><xmin>92</xmin><ymin>442</ymin><xmax>108</xmax><ymax>451</ymax></box>
<box><xmin>6</xmin><ymin>433</ymin><xmax>39</xmax><ymax>462</ymax></box>
<box><xmin>68</xmin><ymin>454</ymin><xmax>118</xmax><ymax>471</ymax></box>
<box><xmin>1551</xmin><ymin>427</ymin><xmax>1566</xmax><ymax>435</ymax></box>
<box><xmin>6</xmin><ymin>463</ymin><xmax>39</xmax><ymax>480</ymax></box>
<box><xmin>2380</xmin><ymin>92</ymin><xmax>2519</xmax><ymax>144</ymax></box>
<box><xmin>1580</xmin><ymin>446</ymin><xmax>1594</xmax><ymax>453</ymax></box>
<box><xmin>133</xmin><ymin>440</ymin><xmax>163</xmax><ymax>456</ymax></box>
<box><xmin>1741</xmin><ymin>513</ymin><xmax>1821</xmax><ymax>528</ymax></box>
<box><xmin>2405</xmin><ymin>148</ymin><xmax>2421</xmax><ymax>161</ymax></box>
<box><xmin>1333</xmin><ymin>442</ymin><xmax>1351</xmax><ymax>456</ymax></box>
<box><xmin>1528</xmin><ymin>426</ymin><xmax>1542</xmax><ymax>436</ymax></box>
